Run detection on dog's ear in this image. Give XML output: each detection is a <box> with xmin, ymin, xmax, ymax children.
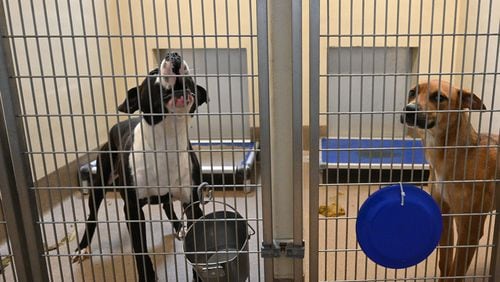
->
<box><xmin>460</xmin><ymin>89</ymin><xmax>486</xmax><ymax>110</ymax></box>
<box><xmin>148</xmin><ymin>68</ymin><xmax>159</xmax><ymax>75</ymax></box>
<box><xmin>195</xmin><ymin>85</ymin><xmax>208</xmax><ymax>106</ymax></box>
<box><xmin>118</xmin><ymin>86</ymin><xmax>141</xmax><ymax>113</ymax></box>
<box><xmin>188</xmin><ymin>85</ymin><xmax>208</xmax><ymax>114</ymax></box>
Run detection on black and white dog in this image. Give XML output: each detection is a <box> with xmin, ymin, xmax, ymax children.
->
<box><xmin>72</xmin><ymin>52</ymin><xmax>207</xmax><ymax>281</ymax></box>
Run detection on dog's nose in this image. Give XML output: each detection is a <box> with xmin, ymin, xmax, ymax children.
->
<box><xmin>404</xmin><ymin>104</ymin><xmax>418</xmax><ymax>112</ymax></box>
<box><xmin>165</xmin><ymin>52</ymin><xmax>182</xmax><ymax>74</ymax></box>
<box><xmin>400</xmin><ymin>104</ymin><xmax>417</xmax><ymax>124</ymax></box>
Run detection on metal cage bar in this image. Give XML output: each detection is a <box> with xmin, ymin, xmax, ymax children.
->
<box><xmin>292</xmin><ymin>0</ymin><xmax>304</xmax><ymax>280</ymax></box>
<box><xmin>309</xmin><ymin>0</ymin><xmax>321</xmax><ymax>281</ymax></box>
<box><xmin>257</xmin><ymin>0</ymin><xmax>274</xmax><ymax>281</ymax></box>
<box><xmin>0</xmin><ymin>3</ymin><xmax>48</xmax><ymax>280</ymax></box>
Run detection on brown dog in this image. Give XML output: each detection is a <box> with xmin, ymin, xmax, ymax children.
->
<box><xmin>400</xmin><ymin>80</ymin><xmax>499</xmax><ymax>281</ymax></box>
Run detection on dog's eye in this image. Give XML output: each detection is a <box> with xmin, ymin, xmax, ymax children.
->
<box><xmin>408</xmin><ymin>89</ymin><xmax>416</xmax><ymax>99</ymax></box>
<box><xmin>431</xmin><ymin>92</ymin><xmax>448</xmax><ymax>103</ymax></box>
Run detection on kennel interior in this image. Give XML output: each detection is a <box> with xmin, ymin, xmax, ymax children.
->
<box><xmin>0</xmin><ymin>0</ymin><xmax>263</xmax><ymax>281</ymax></box>
<box><xmin>0</xmin><ymin>0</ymin><xmax>500</xmax><ymax>281</ymax></box>
<box><xmin>309</xmin><ymin>0</ymin><xmax>500</xmax><ymax>281</ymax></box>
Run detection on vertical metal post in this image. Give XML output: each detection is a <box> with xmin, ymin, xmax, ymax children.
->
<box><xmin>269</xmin><ymin>0</ymin><xmax>301</xmax><ymax>280</ymax></box>
<box><xmin>489</xmin><ymin>128</ymin><xmax>500</xmax><ymax>282</ymax></box>
<box><xmin>257</xmin><ymin>0</ymin><xmax>274</xmax><ymax>281</ymax></box>
<box><xmin>291</xmin><ymin>0</ymin><xmax>303</xmax><ymax>281</ymax></box>
<box><xmin>487</xmin><ymin>5</ymin><xmax>500</xmax><ymax>282</ymax></box>
<box><xmin>491</xmin><ymin>174</ymin><xmax>500</xmax><ymax>282</ymax></box>
<box><xmin>259</xmin><ymin>0</ymin><xmax>303</xmax><ymax>280</ymax></box>
<box><xmin>0</xmin><ymin>3</ymin><xmax>49</xmax><ymax>281</ymax></box>
<box><xmin>308</xmin><ymin>0</ymin><xmax>320</xmax><ymax>281</ymax></box>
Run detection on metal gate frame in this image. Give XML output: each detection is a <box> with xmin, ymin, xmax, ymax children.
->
<box><xmin>308</xmin><ymin>1</ymin><xmax>320</xmax><ymax>280</ymax></box>
<box><xmin>0</xmin><ymin>0</ymin><xmax>305</xmax><ymax>281</ymax></box>
<box><xmin>258</xmin><ymin>0</ymin><xmax>304</xmax><ymax>280</ymax></box>
<box><xmin>308</xmin><ymin>0</ymin><xmax>500</xmax><ymax>281</ymax></box>
<box><xmin>0</xmin><ymin>3</ymin><xmax>49</xmax><ymax>281</ymax></box>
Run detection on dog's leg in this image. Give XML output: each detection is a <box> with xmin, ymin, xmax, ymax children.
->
<box><xmin>123</xmin><ymin>193</ymin><xmax>156</xmax><ymax>282</ymax></box>
<box><xmin>72</xmin><ymin>187</ymin><xmax>105</xmax><ymax>263</ymax></box>
<box><xmin>160</xmin><ymin>194</ymin><xmax>182</xmax><ymax>233</ymax></box>
<box><xmin>188</xmin><ymin>143</ymin><xmax>202</xmax><ymax>185</ymax></box>
<box><xmin>431</xmin><ymin>182</ymin><xmax>455</xmax><ymax>281</ymax></box>
<box><xmin>449</xmin><ymin>213</ymin><xmax>486</xmax><ymax>282</ymax></box>
<box><xmin>437</xmin><ymin>202</ymin><xmax>454</xmax><ymax>281</ymax></box>
<box><xmin>187</xmin><ymin>145</ymin><xmax>204</xmax><ymax>282</ymax></box>
<box><xmin>187</xmin><ymin>145</ymin><xmax>205</xmax><ymax>223</ymax></box>
<box><xmin>182</xmin><ymin>201</ymin><xmax>203</xmax><ymax>226</ymax></box>
<box><xmin>73</xmin><ymin>143</ymin><xmax>114</xmax><ymax>263</ymax></box>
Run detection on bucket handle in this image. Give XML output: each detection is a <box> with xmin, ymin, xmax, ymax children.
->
<box><xmin>179</xmin><ymin>199</ymin><xmax>256</xmax><ymax>239</ymax></box>
<box><xmin>198</xmin><ymin>182</ymin><xmax>212</xmax><ymax>205</ymax></box>
<box><xmin>178</xmin><ymin>183</ymin><xmax>256</xmax><ymax>239</ymax></box>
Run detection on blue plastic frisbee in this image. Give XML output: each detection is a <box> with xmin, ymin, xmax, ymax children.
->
<box><xmin>356</xmin><ymin>184</ymin><xmax>442</xmax><ymax>269</ymax></box>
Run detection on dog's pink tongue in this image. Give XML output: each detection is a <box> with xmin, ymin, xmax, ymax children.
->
<box><xmin>175</xmin><ymin>96</ymin><xmax>185</xmax><ymax>107</ymax></box>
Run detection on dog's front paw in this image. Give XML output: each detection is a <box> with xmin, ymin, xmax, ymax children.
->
<box><xmin>71</xmin><ymin>247</ymin><xmax>91</xmax><ymax>263</ymax></box>
<box><xmin>175</xmin><ymin>228</ymin><xmax>185</xmax><ymax>241</ymax></box>
<box><xmin>172</xmin><ymin>221</ymin><xmax>182</xmax><ymax>234</ymax></box>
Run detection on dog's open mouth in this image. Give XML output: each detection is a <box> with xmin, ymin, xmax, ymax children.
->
<box><xmin>165</xmin><ymin>93</ymin><xmax>194</xmax><ymax>109</ymax></box>
<box><xmin>173</xmin><ymin>95</ymin><xmax>194</xmax><ymax>108</ymax></box>
<box><xmin>175</xmin><ymin>96</ymin><xmax>186</xmax><ymax>107</ymax></box>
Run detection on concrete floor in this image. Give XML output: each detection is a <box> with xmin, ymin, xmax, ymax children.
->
<box><xmin>0</xmin><ymin>152</ymin><xmax>495</xmax><ymax>281</ymax></box>
<box><xmin>0</xmin><ymin>186</ymin><xmax>264</xmax><ymax>281</ymax></box>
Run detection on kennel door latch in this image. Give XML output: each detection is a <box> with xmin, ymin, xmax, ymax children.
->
<box><xmin>261</xmin><ymin>240</ymin><xmax>305</xmax><ymax>259</ymax></box>
<box><xmin>285</xmin><ymin>241</ymin><xmax>305</xmax><ymax>259</ymax></box>
<box><xmin>260</xmin><ymin>242</ymin><xmax>280</xmax><ymax>258</ymax></box>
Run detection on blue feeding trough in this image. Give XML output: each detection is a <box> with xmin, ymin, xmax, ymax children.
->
<box><xmin>320</xmin><ymin>138</ymin><xmax>430</xmax><ymax>183</ymax></box>
<box><xmin>356</xmin><ymin>184</ymin><xmax>442</xmax><ymax>269</ymax></box>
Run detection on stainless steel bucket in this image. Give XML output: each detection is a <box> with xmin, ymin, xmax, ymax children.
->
<box><xmin>183</xmin><ymin>201</ymin><xmax>254</xmax><ymax>282</ymax></box>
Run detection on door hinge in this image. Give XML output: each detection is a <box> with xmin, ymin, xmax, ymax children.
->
<box><xmin>261</xmin><ymin>240</ymin><xmax>305</xmax><ymax>259</ymax></box>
